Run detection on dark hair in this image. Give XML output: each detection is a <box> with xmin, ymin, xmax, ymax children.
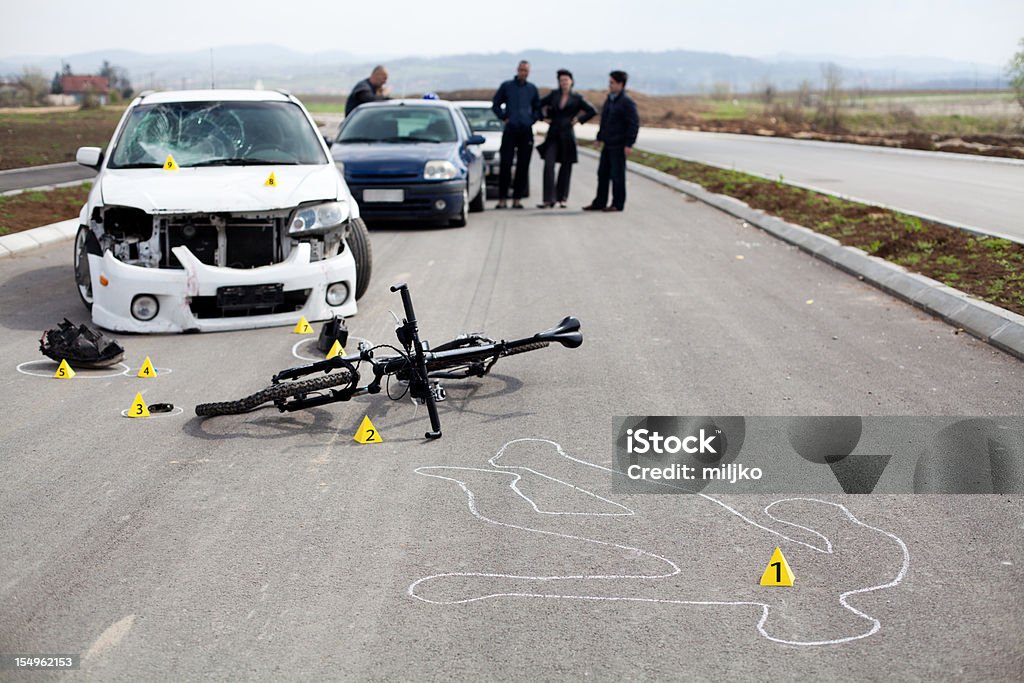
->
<box><xmin>609</xmin><ymin>70</ymin><xmax>628</xmax><ymax>85</ymax></box>
<box><xmin>557</xmin><ymin>68</ymin><xmax>573</xmax><ymax>81</ymax></box>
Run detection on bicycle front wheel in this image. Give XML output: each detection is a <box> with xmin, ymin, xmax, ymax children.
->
<box><xmin>195</xmin><ymin>370</ymin><xmax>354</xmax><ymax>417</ymax></box>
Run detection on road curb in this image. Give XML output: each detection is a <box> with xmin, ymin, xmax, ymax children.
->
<box><xmin>0</xmin><ymin>219</ymin><xmax>78</xmax><ymax>259</ymax></box>
<box><xmin>580</xmin><ymin>147</ymin><xmax>1024</xmax><ymax>361</ymax></box>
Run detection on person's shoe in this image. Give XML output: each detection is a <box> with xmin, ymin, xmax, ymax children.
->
<box><xmin>602</xmin><ymin>206</ymin><xmax>622</xmax><ymax>212</ymax></box>
<box><xmin>537</xmin><ymin>202</ymin><xmax>553</xmax><ymax>209</ymax></box>
<box><xmin>582</xmin><ymin>204</ymin><xmax>604</xmax><ymax>211</ymax></box>
<box><xmin>495</xmin><ymin>201</ymin><xmax>508</xmax><ymax>209</ymax></box>
<box><xmin>512</xmin><ymin>201</ymin><xmax>525</xmax><ymax>209</ymax></box>
<box><xmin>558</xmin><ymin>201</ymin><xmax>568</xmax><ymax>208</ymax></box>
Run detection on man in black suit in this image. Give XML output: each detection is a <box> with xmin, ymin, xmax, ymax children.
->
<box><xmin>583</xmin><ymin>70</ymin><xmax>640</xmax><ymax>212</ymax></box>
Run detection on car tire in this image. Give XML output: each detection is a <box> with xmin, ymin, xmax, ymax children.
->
<box><xmin>74</xmin><ymin>225</ymin><xmax>100</xmax><ymax>311</ymax></box>
<box><xmin>469</xmin><ymin>182</ymin><xmax>485</xmax><ymax>213</ymax></box>
<box><xmin>449</xmin><ymin>187</ymin><xmax>469</xmax><ymax>227</ymax></box>
<box><xmin>346</xmin><ymin>217</ymin><xmax>373</xmax><ymax>301</ymax></box>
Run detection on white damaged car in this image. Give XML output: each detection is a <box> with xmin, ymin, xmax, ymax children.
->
<box><xmin>74</xmin><ymin>89</ymin><xmax>371</xmax><ymax>333</ymax></box>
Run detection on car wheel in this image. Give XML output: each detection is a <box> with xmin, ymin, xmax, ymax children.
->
<box><xmin>469</xmin><ymin>182</ymin><xmax>485</xmax><ymax>213</ymax></box>
<box><xmin>346</xmin><ymin>217</ymin><xmax>373</xmax><ymax>300</ymax></box>
<box><xmin>449</xmin><ymin>187</ymin><xmax>468</xmax><ymax>227</ymax></box>
<box><xmin>74</xmin><ymin>225</ymin><xmax>100</xmax><ymax>310</ymax></box>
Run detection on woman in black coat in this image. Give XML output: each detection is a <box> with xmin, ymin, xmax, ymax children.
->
<box><xmin>537</xmin><ymin>69</ymin><xmax>598</xmax><ymax>208</ymax></box>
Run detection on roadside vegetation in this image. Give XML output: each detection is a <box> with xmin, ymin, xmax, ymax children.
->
<box><xmin>0</xmin><ymin>107</ymin><xmax>124</xmax><ymax>169</ymax></box>
<box><xmin>0</xmin><ymin>184</ymin><xmax>91</xmax><ymax>235</ymax></box>
<box><xmin>583</xmin><ymin>142</ymin><xmax>1024</xmax><ymax>316</ymax></box>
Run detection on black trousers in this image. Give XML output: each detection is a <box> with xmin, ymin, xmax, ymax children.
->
<box><xmin>542</xmin><ymin>144</ymin><xmax>573</xmax><ymax>204</ymax></box>
<box><xmin>498</xmin><ymin>127</ymin><xmax>533</xmax><ymax>200</ymax></box>
<box><xmin>592</xmin><ymin>144</ymin><xmax>627</xmax><ymax>210</ymax></box>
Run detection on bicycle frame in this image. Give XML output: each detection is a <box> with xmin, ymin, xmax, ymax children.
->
<box><xmin>271</xmin><ymin>283</ymin><xmax>582</xmax><ymax>439</ymax></box>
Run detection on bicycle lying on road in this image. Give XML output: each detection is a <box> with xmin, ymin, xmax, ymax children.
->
<box><xmin>195</xmin><ymin>283</ymin><xmax>583</xmax><ymax>439</ymax></box>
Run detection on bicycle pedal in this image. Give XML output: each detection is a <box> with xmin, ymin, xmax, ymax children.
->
<box><xmin>430</xmin><ymin>382</ymin><xmax>447</xmax><ymax>402</ymax></box>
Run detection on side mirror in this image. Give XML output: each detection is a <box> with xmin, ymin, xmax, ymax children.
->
<box><xmin>466</xmin><ymin>134</ymin><xmax>486</xmax><ymax>146</ymax></box>
<box><xmin>76</xmin><ymin>146</ymin><xmax>103</xmax><ymax>170</ymax></box>
<box><xmin>323</xmin><ymin>134</ymin><xmax>334</xmax><ymax>149</ymax></box>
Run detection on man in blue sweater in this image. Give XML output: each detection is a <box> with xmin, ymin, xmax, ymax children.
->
<box><xmin>584</xmin><ymin>70</ymin><xmax>640</xmax><ymax>212</ymax></box>
<box><xmin>491</xmin><ymin>60</ymin><xmax>541</xmax><ymax>208</ymax></box>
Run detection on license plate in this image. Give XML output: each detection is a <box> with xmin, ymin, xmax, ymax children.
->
<box><xmin>216</xmin><ymin>283</ymin><xmax>284</xmax><ymax>310</ymax></box>
<box><xmin>363</xmin><ymin>189</ymin><xmax>405</xmax><ymax>203</ymax></box>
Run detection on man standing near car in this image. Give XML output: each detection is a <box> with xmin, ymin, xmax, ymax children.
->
<box><xmin>345</xmin><ymin>65</ymin><xmax>390</xmax><ymax>116</ymax></box>
<box><xmin>583</xmin><ymin>70</ymin><xmax>639</xmax><ymax>212</ymax></box>
<box><xmin>491</xmin><ymin>60</ymin><xmax>540</xmax><ymax>209</ymax></box>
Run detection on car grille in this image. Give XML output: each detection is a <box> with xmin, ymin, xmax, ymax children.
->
<box><xmin>188</xmin><ymin>288</ymin><xmax>311</xmax><ymax>319</ymax></box>
<box><xmin>163</xmin><ymin>215</ymin><xmax>283</xmax><ymax>268</ymax></box>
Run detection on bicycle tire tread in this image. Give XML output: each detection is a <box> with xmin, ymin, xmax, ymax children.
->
<box><xmin>195</xmin><ymin>370</ymin><xmax>354</xmax><ymax>417</ymax></box>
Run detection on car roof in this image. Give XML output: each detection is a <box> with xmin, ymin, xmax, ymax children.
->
<box><xmin>356</xmin><ymin>98</ymin><xmax>458</xmax><ymax>110</ymax></box>
<box><xmin>137</xmin><ymin>89</ymin><xmax>295</xmax><ymax>104</ymax></box>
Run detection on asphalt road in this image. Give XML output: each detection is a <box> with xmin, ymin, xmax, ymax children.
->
<box><xmin>575</xmin><ymin>124</ymin><xmax>1024</xmax><ymax>242</ymax></box>
<box><xmin>0</xmin><ymin>163</ymin><xmax>95</xmax><ymax>194</ymax></box>
<box><xmin>1</xmin><ymin>156</ymin><xmax>1021</xmax><ymax>681</ymax></box>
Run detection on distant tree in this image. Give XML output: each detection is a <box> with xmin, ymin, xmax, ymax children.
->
<box><xmin>18</xmin><ymin>68</ymin><xmax>51</xmax><ymax>106</ymax></box>
<box><xmin>51</xmin><ymin>63</ymin><xmax>71</xmax><ymax>95</ymax></box>
<box><xmin>796</xmin><ymin>79</ymin><xmax>813</xmax><ymax>107</ymax></box>
<box><xmin>1008</xmin><ymin>37</ymin><xmax>1024</xmax><ymax>112</ymax></box>
<box><xmin>710</xmin><ymin>81</ymin><xmax>732</xmax><ymax>101</ymax></box>
<box><xmin>816</xmin><ymin>62</ymin><xmax>845</xmax><ymax>133</ymax></box>
<box><xmin>99</xmin><ymin>60</ymin><xmax>134</xmax><ymax>99</ymax></box>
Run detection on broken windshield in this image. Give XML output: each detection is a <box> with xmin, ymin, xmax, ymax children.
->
<box><xmin>108</xmin><ymin>100</ymin><xmax>327</xmax><ymax>169</ymax></box>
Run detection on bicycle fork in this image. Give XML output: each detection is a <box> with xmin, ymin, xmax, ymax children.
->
<box><xmin>391</xmin><ymin>283</ymin><xmax>443</xmax><ymax>439</ymax></box>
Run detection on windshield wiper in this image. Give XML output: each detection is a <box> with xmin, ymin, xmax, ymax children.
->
<box><xmin>110</xmin><ymin>162</ymin><xmax>163</xmax><ymax>169</ymax></box>
<box><xmin>189</xmin><ymin>158</ymin><xmax>299</xmax><ymax>167</ymax></box>
<box><xmin>338</xmin><ymin>137</ymin><xmax>378</xmax><ymax>143</ymax></box>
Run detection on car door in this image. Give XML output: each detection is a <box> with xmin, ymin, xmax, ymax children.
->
<box><xmin>454</xmin><ymin>107</ymin><xmax>484</xmax><ymax>199</ymax></box>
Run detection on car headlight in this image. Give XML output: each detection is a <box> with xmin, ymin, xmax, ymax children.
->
<box><xmin>424</xmin><ymin>160</ymin><xmax>458</xmax><ymax>180</ymax></box>
<box><xmin>289</xmin><ymin>201</ymin><xmax>348</xmax><ymax>236</ymax></box>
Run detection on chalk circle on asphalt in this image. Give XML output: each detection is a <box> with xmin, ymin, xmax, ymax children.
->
<box><xmin>120</xmin><ymin>406</ymin><xmax>185</xmax><ymax>419</ymax></box>
<box><xmin>131</xmin><ymin>366</ymin><xmax>174</xmax><ymax>376</ymax></box>
<box><xmin>17</xmin><ymin>360</ymin><xmax>132</xmax><ymax>379</ymax></box>
<box><xmin>291</xmin><ymin>336</ymin><xmax>370</xmax><ymax>362</ymax></box>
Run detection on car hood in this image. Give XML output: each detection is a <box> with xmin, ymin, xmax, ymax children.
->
<box><xmin>332</xmin><ymin>143</ymin><xmax>459</xmax><ymax>177</ymax></box>
<box><xmin>99</xmin><ymin>164</ymin><xmax>343</xmax><ymax>213</ymax></box>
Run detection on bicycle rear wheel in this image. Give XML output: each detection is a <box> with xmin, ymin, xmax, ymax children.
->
<box><xmin>195</xmin><ymin>370</ymin><xmax>354</xmax><ymax>417</ymax></box>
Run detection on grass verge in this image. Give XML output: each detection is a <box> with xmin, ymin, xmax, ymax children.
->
<box><xmin>0</xmin><ymin>184</ymin><xmax>91</xmax><ymax>235</ymax></box>
<box><xmin>586</xmin><ymin>142</ymin><xmax>1024</xmax><ymax>316</ymax></box>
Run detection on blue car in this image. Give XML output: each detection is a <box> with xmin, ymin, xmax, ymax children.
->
<box><xmin>331</xmin><ymin>99</ymin><xmax>486</xmax><ymax>227</ymax></box>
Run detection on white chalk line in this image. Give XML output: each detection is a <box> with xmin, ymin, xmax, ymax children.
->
<box><xmin>16</xmin><ymin>360</ymin><xmax>131</xmax><ymax>379</ymax></box>
<box><xmin>408</xmin><ymin>438</ymin><xmax>910</xmax><ymax>647</ymax></box>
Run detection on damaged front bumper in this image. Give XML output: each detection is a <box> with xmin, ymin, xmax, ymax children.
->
<box><xmin>88</xmin><ymin>242</ymin><xmax>357</xmax><ymax>333</ymax></box>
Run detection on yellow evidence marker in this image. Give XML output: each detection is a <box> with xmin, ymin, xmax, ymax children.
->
<box><xmin>353</xmin><ymin>415</ymin><xmax>382</xmax><ymax>444</ymax></box>
<box><xmin>138</xmin><ymin>356</ymin><xmax>157</xmax><ymax>378</ymax></box>
<box><xmin>163</xmin><ymin>155</ymin><xmax>179</xmax><ymax>171</ymax></box>
<box><xmin>54</xmin><ymin>359</ymin><xmax>76</xmax><ymax>379</ymax></box>
<box><xmin>760</xmin><ymin>547</ymin><xmax>795</xmax><ymax>587</ymax></box>
<box><xmin>265</xmin><ymin>171</ymin><xmax>278</xmax><ymax>187</ymax></box>
<box><xmin>128</xmin><ymin>392</ymin><xmax>151</xmax><ymax>418</ymax></box>
<box><xmin>293</xmin><ymin>317</ymin><xmax>314</xmax><ymax>334</ymax></box>
<box><xmin>326</xmin><ymin>339</ymin><xmax>345</xmax><ymax>359</ymax></box>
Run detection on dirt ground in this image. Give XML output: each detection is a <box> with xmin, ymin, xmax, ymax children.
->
<box><xmin>0</xmin><ymin>108</ymin><xmax>124</xmax><ymax>170</ymax></box>
<box><xmin>440</xmin><ymin>89</ymin><xmax>1024</xmax><ymax>160</ymax></box>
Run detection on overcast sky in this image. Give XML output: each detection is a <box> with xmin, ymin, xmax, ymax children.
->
<box><xmin>2</xmin><ymin>0</ymin><xmax>1021</xmax><ymax>66</ymax></box>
